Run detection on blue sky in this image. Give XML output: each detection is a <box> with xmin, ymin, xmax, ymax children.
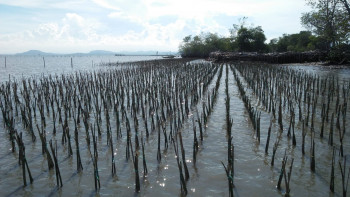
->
<box><xmin>0</xmin><ymin>0</ymin><xmax>310</xmax><ymax>53</ymax></box>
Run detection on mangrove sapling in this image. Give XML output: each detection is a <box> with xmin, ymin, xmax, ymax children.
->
<box><xmin>75</xmin><ymin>125</ymin><xmax>83</xmax><ymax>172</ymax></box>
<box><xmin>320</xmin><ymin>106</ymin><xmax>326</xmax><ymax>138</ymax></box>
<box><xmin>272</xmin><ymin>99</ymin><xmax>276</xmax><ymax>119</ymax></box>
<box><xmin>52</xmin><ymin>110</ymin><xmax>57</xmax><ymax>135</ymax></box>
<box><xmin>336</xmin><ymin>109</ymin><xmax>341</xmax><ymax>132</ymax></box>
<box><xmin>310</xmin><ymin>131</ymin><xmax>316</xmax><ymax>172</ymax></box>
<box><xmin>339</xmin><ymin>156</ymin><xmax>350</xmax><ymax>197</ymax></box>
<box><xmin>144</xmin><ymin>115</ymin><xmax>149</xmax><ymax>138</ymax></box>
<box><xmin>193</xmin><ymin>124</ymin><xmax>199</xmax><ymax>165</ymax></box>
<box><xmin>162</xmin><ymin>125</ymin><xmax>168</xmax><ymax>151</ymax></box>
<box><xmin>36</xmin><ymin>123</ymin><xmax>46</xmax><ymax>155</ymax></box>
<box><xmin>197</xmin><ymin>111</ymin><xmax>203</xmax><ymax>143</ymax></box>
<box><xmin>330</xmin><ymin>147</ymin><xmax>335</xmax><ymax>192</ymax></box>
<box><xmin>133</xmin><ymin>144</ymin><xmax>140</xmax><ymax>192</ymax></box>
<box><xmin>22</xmin><ymin>145</ymin><xmax>34</xmax><ymax>185</ymax></box>
<box><xmin>157</xmin><ymin>122</ymin><xmax>161</xmax><ymax>163</ymax></box>
<box><xmin>15</xmin><ymin>131</ymin><xmax>34</xmax><ymax>186</ymax></box>
<box><xmin>226</xmin><ymin>132</ymin><xmax>234</xmax><ymax>179</ymax></box>
<box><xmin>224</xmin><ymin>69</ymin><xmax>234</xmax><ymax>181</ymax></box>
<box><xmin>306</xmin><ymin>93</ymin><xmax>311</xmax><ymax>127</ymax></box>
<box><xmin>329</xmin><ymin>113</ymin><xmax>334</xmax><ymax>146</ymax></box>
<box><xmin>105</xmin><ymin>110</ymin><xmax>112</xmax><ymax>145</ymax></box>
<box><xmin>36</xmin><ymin>124</ymin><xmax>54</xmax><ymax>170</ymax></box>
<box><xmin>338</xmin><ymin>125</ymin><xmax>345</xmax><ymax>158</ymax></box>
<box><xmin>302</xmin><ymin>120</ymin><xmax>307</xmax><ymax>155</ymax></box>
<box><xmin>287</xmin><ymin>111</ymin><xmax>293</xmax><ymax>138</ymax></box>
<box><xmin>151</xmin><ymin>115</ymin><xmax>155</xmax><ymax>134</ymax></box>
<box><xmin>116</xmin><ymin>110</ymin><xmax>122</xmax><ymax>139</ymax></box>
<box><xmin>342</xmin><ymin>106</ymin><xmax>346</xmax><ymax>135</ymax></box>
<box><xmin>284</xmin><ymin>158</ymin><xmax>294</xmax><ymax>197</ymax></box>
<box><xmin>179</xmin><ymin>131</ymin><xmax>189</xmax><ymax>181</ymax></box>
<box><xmin>10</xmin><ymin>128</ymin><xmax>16</xmax><ymax>153</ymax></box>
<box><xmin>133</xmin><ymin>115</ymin><xmax>140</xmax><ymax>151</ymax></box>
<box><xmin>126</xmin><ymin>116</ymin><xmax>131</xmax><ymax>161</ymax></box>
<box><xmin>92</xmin><ymin>135</ymin><xmax>100</xmax><ymax>190</ymax></box>
<box><xmin>96</xmin><ymin>113</ymin><xmax>102</xmax><ymax>137</ymax></box>
<box><xmin>221</xmin><ymin>161</ymin><xmax>234</xmax><ymax>197</ymax></box>
<box><xmin>222</xmin><ymin>75</ymin><xmax>235</xmax><ymax>194</ymax></box>
<box><xmin>277</xmin><ymin>150</ymin><xmax>287</xmax><ymax>190</ymax></box>
<box><xmin>265</xmin><ymin>119</ymin><xmax>272</xmax><ymax>154</ymax></box>
<box><xmin>141</xmin><ymin>137</ymin><xmax>148</xmax><ymax>177</ymax></box>
<box><xmin>278</xmin><ymin>96</ymin><xmax>283</xmax><ymax>132</ymax></box>
<box><xmin>291</xmin><ymin>113</ymin><xmax>296</xmax><ymax>146</ymax></box>
<box><xmin>28</xmin><ymin>111</ymin><xmax>36</xmax><ymax>142</ymax></box>
<box><xmin>326</xmin><ymin>90</ymin><xmax>331</xmax><ymax>123</ymax></box>
<box><xmin>231</xmin><ymin>143</ymin><xmax>235</xmax><ymax>178</ymax></box>
<box><xmin>49</xmin><ymin>140</ymin><xmax>62</xmax><ymax>187</ymax></box>
<box><xmin>173</xmin><ymin>137</ymin><xmax>187</xmax><ymax>196</ymax></box>
<box><xmin>256</xmin><ymin>111</ymin><xmax>261</xmax><ymax>143</ymax></box>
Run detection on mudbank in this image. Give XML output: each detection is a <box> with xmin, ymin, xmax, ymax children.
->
<box><xmin>209</xmin><ymin>51</ymin><xmax>330</xmax><ymax>64</ymax></box>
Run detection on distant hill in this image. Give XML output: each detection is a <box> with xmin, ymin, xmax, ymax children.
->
<box><xmin>16</xmin><ymin>50</ymin><xmax>55</xmax><ymax>56</ymax></box>
<box><xmin>15</xmin><ymin>50</ymin><xmax>115</xmax><ymax>56</ymax></box>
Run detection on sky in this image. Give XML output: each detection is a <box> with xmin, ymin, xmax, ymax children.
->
<box><xmin>0</xmin><ymin>0</ymin><xmax>311</xmax><ymax>54</ymax></box>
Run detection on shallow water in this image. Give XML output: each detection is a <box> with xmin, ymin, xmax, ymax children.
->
<box><xmin>0</xmin><ymin>58</ymin><xmax>350</xmax><ymax>197</ymax></box>
<box><xmin>0</xmin><ymin>55</ymin><xmax>162</xmax><ymax>83</ymax></box>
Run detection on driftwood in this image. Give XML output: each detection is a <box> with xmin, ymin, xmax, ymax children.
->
<box><xmin>209</xmin><ymin>51</ymin><xmax>328</xmax><ymax>64</ymax></box>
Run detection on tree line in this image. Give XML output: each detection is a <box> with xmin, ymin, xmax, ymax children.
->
<box><xmin>179</xmin><ymin>0</ymin><xmax>350</xmax><ymax>62</ymax></box>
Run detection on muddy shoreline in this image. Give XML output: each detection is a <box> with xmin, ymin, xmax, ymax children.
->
<box><xmin>208</xmin><ymin>51</ymin><xmax>349</xmax><ymax>66</ymax></box>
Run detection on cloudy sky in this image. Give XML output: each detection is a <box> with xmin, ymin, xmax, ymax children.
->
<box><xmin>0</xmin><ymin>0</ymin><xmax>310</xmax><ymax>54</ymax></box>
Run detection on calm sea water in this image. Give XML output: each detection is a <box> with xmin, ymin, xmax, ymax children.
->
<box><xmin>0</xmin><ymin>55</ymin><xmax>162</xmax><ymax>83</ymax></box>
<box><xmin>0</xmin><ymin>57</ymin><xmax>349</xmax><ymax>197</ymax></box>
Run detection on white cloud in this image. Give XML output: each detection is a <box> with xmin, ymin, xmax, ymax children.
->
<box><xmin>108</xmin><ymin>11</ymin><xmax>144</xmax><ymax>24</ymax></box>
<box><xmin>91</xmin><ymin>0</ymin><xmax>121</xmax><ymax>11</ymax></box>
<box><xmin>28</xmin><ymin>13</ymin><xmax>101</xmax><ymax>42</ymax></box>
<box><xmin>0</xmin><ymin>0</ymin><xmax>92</xmax><ymax>9</ymax></box>
<box><xmin>0</xmin><ymin>13</ymin><xmax>104</xmax><ymax>52</ymax></box>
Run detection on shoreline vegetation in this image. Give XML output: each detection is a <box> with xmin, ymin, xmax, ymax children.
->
<box><xmin>179</xmin><ymin>0</ymin><xmax>350</xmax><ymax>65</ymax></box>
<box><xmin>179</xmin><ymin>29</ymin><xmax>350</xmax><ymax>65</ymax></box>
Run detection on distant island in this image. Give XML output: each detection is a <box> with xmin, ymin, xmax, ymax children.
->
<box><xmin>13</xmin><ymin>50</ymin><xmax>178</xmax><ymax>56</ymax></box>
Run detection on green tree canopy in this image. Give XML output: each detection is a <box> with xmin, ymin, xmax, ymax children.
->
<box><xmin>230</xmin><ymin>21</ymin><xmax>268</xmax><ymax>52</ymax></box>
<box><xmin>179</xmin><ymin>33</ymin><xmax>232</xmax><ymax>57</ymax></box>
<box><xmin>301</xmin><ymin>0</ymin><xmax>350</xmax><ymax>50</ymax></box>
<box><xmin>268</xmin><ymin>31</ymin><xmax>320</xmax><ymax>52</ymax></box>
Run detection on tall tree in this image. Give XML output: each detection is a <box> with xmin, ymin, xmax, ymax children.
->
<box><xmin>179</xmin><ymin>33</ymin><xmax>232</xmax><ymax>57</ymax></box>
<box><xmin>230</xmin><ymin>18</ymin><xmax>267</xmax><ymax>52</ymax></box>
<box><xmin>301</xmin><ymin>0</ymin><xmax>350</xmax><ymax>49</ymax></box>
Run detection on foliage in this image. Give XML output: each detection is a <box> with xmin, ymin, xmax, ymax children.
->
<box><xmin>230</xmin><ymin>21</ymin><xmax>268</xmax><ymax>52</ymax></box>
<box><xmin>179</xmin><ymin>33</ymin><xmax>232</xmax><ymax>58</ymax></box>
<box><xmin>328</xmin><ymin>43</ymin><xmax>350</xmax><ymax>63</ymax></box>
<box><xmin>179</xmin><ymin>20</ymin><xmax>268</xmax><ymax>57</ymax></box>
<box><xmin>178</xmin><ymin>8</ymin><xmax>350</xmax><ymax>62</ymax></box>
<box><xmin>267</xmin><ymin>31</ymin><xmax>326</xmax><ymax>52</ymax></box>
<box><xmin>301</xmin><ymin>0</ymin><xmax>350</xmax><ymax>50</ymax></box>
